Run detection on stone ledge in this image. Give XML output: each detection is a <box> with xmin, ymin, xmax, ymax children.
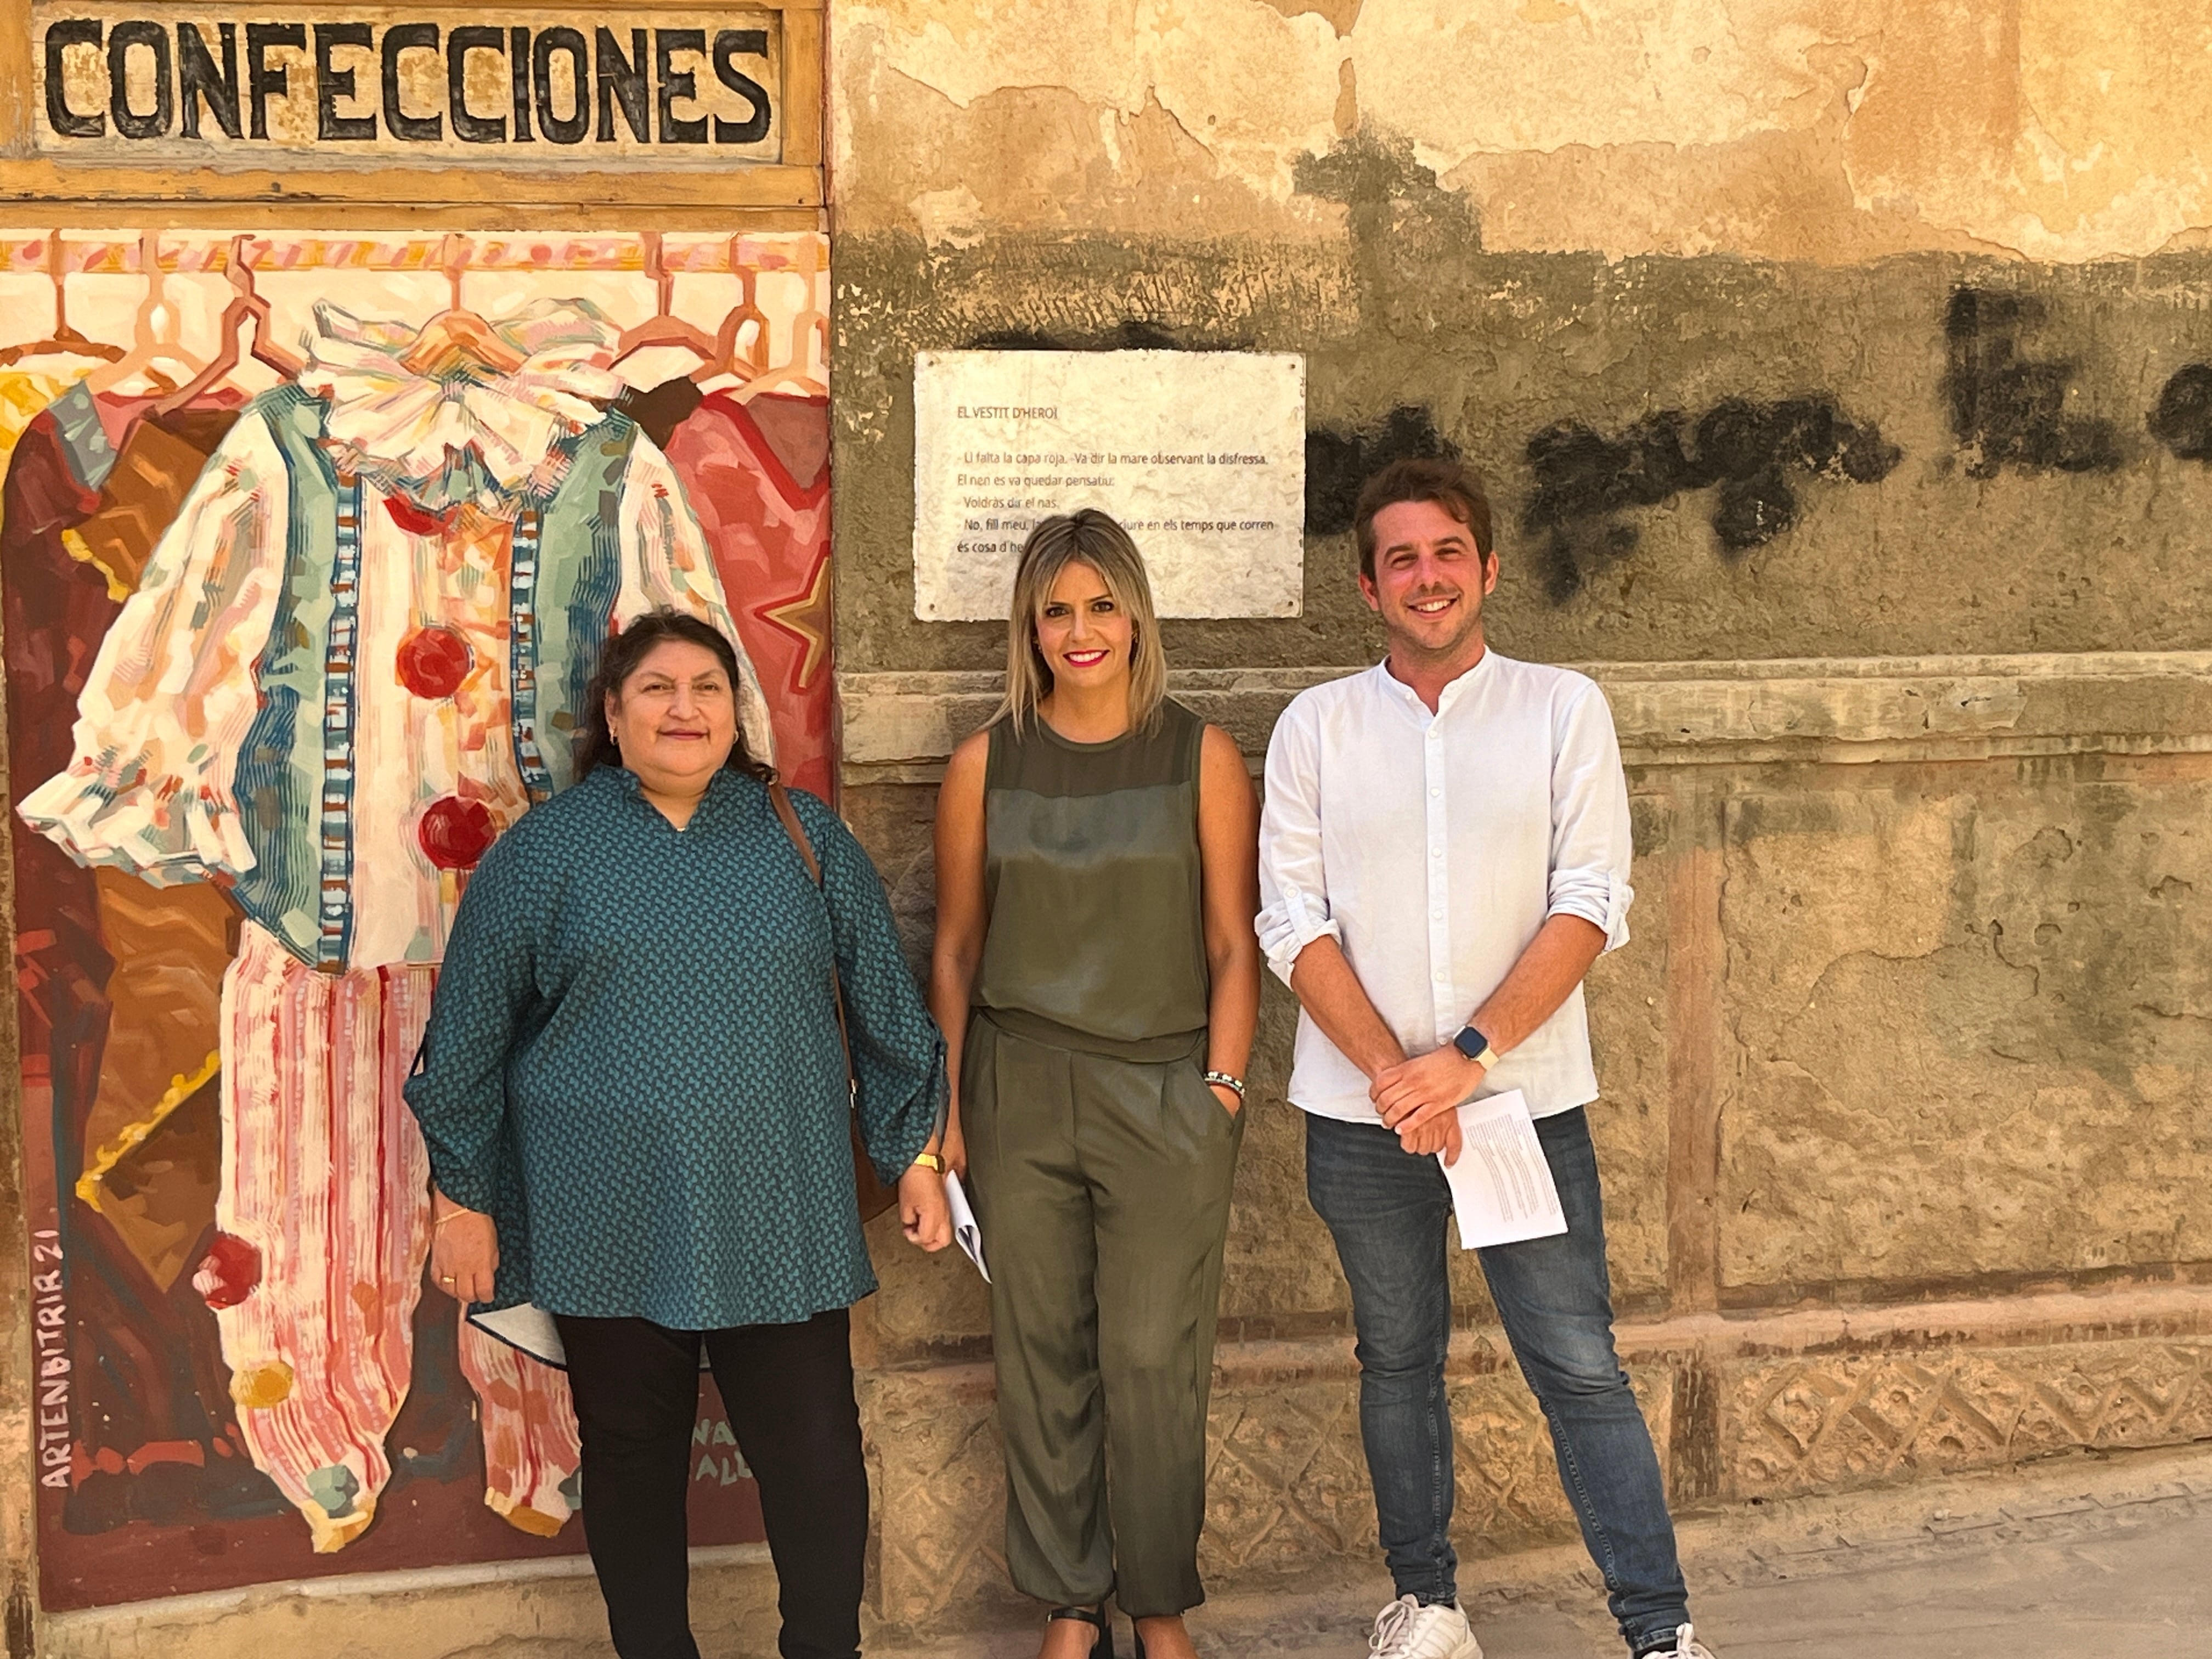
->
<box><xmin>838</xmin><ymin>652</ymin><xmax>2212</xmax><ymax>778</ymax></box>
<box><xmin>861</xmin><ymin>1283</ymin><xmax>2212</xmax><ymax>1628</ymax></box>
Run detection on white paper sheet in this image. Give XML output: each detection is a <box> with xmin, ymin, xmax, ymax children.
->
<box><xmin>1439</xmin><ymin>1090</ymin><xmax>1568</xmax><ymax>1250</ymax></box>
<box><xmin>945</xmin><ymin>1171</ymin><xmax>990</xmax><ymax>1282</ymax></box>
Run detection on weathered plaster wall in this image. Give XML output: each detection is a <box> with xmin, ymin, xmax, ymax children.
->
<box><xmin>834</xmin><ymin>0</ymin><xmax>2212</xmax><ymax>263</ymax></box>
<box><xmin>828</xmin><ymin>0</ymin><xmax>2212</xmax><ymax>1632</ymax></box>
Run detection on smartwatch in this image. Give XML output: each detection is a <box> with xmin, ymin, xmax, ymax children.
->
<box><xmin>1452</xmin><ymin>1024</ymin><xmax>1502</xmax><ymax>1070</ymax></box>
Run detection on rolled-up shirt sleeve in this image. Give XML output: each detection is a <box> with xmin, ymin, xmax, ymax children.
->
<box><xmin>1256</xmin><ymin>696</ymin><xmax>1342</xmax><ymax>985</ymax></box>
<box><xmin>1547</xmin><ymin>680</ymin><xmax>1635</xmax><ymax>952</ymax></box>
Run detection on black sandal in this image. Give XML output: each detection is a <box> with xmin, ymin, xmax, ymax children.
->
<box><xmin>1048</xmin><ymin>1605</ymin><xmax>1115</xmax><ymax>1658</ymax></box>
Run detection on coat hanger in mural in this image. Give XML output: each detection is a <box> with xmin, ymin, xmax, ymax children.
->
<box><xmin>731</xmin><ymin>235</ymin><xmax>827</xmax><ymax>402</ymax></box>
<box><xmin>613</xmin><ymin>233</ymin><xmax>722</xmax><ymax>373</ymax></box>
<box><xmin>156</xmin><ymin>238</ymin><xmax>304</xmax><ymax>415</ymax></box>
<box><xmin>0</xmin><ymin>231</ymin><xmax>828</xmax><ymax>408</ymax></box>
<box><xmin>691</xmin><ymin>242</ymin><xmax>772</xmax><ymax>386</ymax></box>
<box><xmin>403</xmin><ymin>234</ymin><xmax>527</xmax><ymax>376</ymax></box>
<box><xmin>0</xmin><ymin>235</ymin><xmax>126</xmax><ymax>368</ymax></box>
<box><xmin>83</xmin><ymin>234</ymin><xmax>207</xmax><ymax>398</ymax></box>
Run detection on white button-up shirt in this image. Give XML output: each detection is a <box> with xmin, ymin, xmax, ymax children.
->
<box><xmin>1255</xmin><ymin>651</ymin><xmax>1633</xmax><ymax>1122</ymax></box>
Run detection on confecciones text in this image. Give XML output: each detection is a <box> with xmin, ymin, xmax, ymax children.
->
<box><xmin>40</xmin><ymin>19</ymin><xmax>776</xmax><ymax>146</ymax></box>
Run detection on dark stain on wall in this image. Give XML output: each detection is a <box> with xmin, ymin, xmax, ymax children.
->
<box><xmin>1293</xmin><ymin>125</ymin><xmax>1476</xmax><ymax>235</ymax></box>
<box><xmin>2149</xmin><ymin>363</ymin><xmax>2212</xmax><ymax>460</ymax></box>
<box><xmin>1943</xmin><ymin>287</ymin><xmax>2123</xmax><ymax>477</ymax></box>
<box><xmin>964</xmin><ymin>320</ymin><xmax>1191</xmax><ymax>351</ymax></box>
<box><xmin>1305</xmin><ymin>404</ymin><xmax>1459</xmax><ymax>537</ymax></box>
<box><xmin>1522</xmin><ymin>397</ymin><xmax>1900</xmax><ymax>603</ymax></box>
<box><xmin>1293</xmin><ymin>126</ymin><xmax>1480</xmax><ymax>322</ymax></box>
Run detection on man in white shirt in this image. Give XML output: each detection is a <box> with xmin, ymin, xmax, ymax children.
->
<box><xmin>1255</xmin><ymin>460</ymin><xmax>1713</xmax><ymax>1659</ymax></box>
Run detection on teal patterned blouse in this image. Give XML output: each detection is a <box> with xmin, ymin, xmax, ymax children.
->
<box><xmin>402</xmin><ymin>765</ymin><xmax>946</xmax><ymax>1329</ymax></box>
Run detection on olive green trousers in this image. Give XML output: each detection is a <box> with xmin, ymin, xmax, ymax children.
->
<box><xmin>962</xmin><ymin>1009</ymin><xmax>1244</xmax><ymax>1618</ymax></box>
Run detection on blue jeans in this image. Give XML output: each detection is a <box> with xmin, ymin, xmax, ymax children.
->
<box><xmin>1304</xmin><ymin>1108</ymin><xmax>1690</xmax><ymax>1655</ymax></box>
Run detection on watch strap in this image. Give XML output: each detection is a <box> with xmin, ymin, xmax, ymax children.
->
<box><xmin>1453</xmin><ymin>1025</ymin><xmax>1501</xmax><ymax>1069</ymax></box>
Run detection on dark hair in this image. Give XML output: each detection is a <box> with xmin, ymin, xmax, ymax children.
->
<box><xmin>575</xmin><ymin>609</ymin><xmax>775</xmax><ymax>784</ymax></box>
<box><xmin>1352</xmin><ymin>457</ymin><xmax>1496</xmax><ymax>580</ymax></box>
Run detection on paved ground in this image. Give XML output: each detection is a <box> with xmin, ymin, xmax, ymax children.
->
<box><xmin>878</xmin><ymin>1444</ymin><xmax>2212</xmax><ymax>1658</ymax></box>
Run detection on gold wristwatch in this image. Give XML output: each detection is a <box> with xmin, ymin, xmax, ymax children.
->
<box><xmin>912</xmin><ymin>1150</ymin><xmax>947</xmax><ymax>1173</ymax></box>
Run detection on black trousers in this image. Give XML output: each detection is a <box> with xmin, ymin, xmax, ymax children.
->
<box><xmin>554</xmin><ymin>1307</ymin><xmax>868</xmax><ymax>1659</ymax></box>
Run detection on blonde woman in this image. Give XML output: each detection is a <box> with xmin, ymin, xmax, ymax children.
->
<box><xmin>931</xmin><ymin>511</ymin><xmax>1261</xmax><ymax>1659</ymax></box>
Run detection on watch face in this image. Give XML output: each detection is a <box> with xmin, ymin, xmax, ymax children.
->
<box><xmin>1453</xmin><ymin>1025</ymin><xmax>1489</xmax><ymax>1060</ymax></box>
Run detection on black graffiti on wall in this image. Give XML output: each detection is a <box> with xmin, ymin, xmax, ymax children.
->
<box><xmin>1521</xmin><ymin>398</ymin><xmax>1900</xmax><ymax>602</ymax></box>
<box><xmin>1943</xmin><ymin>288</ymin><xmax>2123</xmax><ymax>477</ymax></box>
<box><xmin>1305</xmin><ymin>405</ymin><xmax>1459</xmax><ymax>537</ymax></box>
<box><xmin>2149</xmin><ymin>364</ymin><xmax>2212</xmax><ymax>460</ymax></box>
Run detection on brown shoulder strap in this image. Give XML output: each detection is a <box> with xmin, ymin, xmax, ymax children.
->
<box><xmin>769</xmin><ymin>783</ymin><xmax>897</xmax><ymax>1222</ymax></box>
<box><xmin>769</xmin><ymin>782</ymin><xmax>822</xmax><ymax>886</ymax></box>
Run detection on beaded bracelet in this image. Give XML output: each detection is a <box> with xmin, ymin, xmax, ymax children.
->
<box><xmin>1203</xmin><ymin>1071</ymin><xmax>1246</xmax><ymax>1101</ymax></box>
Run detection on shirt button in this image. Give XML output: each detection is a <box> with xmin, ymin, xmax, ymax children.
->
<box><xmin>1431</xmin><ymin>910</ymin><xmax>1443</xmax><ymax>920</ymax></box>
<box><xmin>1430</xmin><ymin>788</ymin><xmax>1441</xmax><ymax>798</ymax></box>
<box><xmin>396</xmin><ymin>625</ymin><xmax>474</xmax><ymax>699</ymax></box>
<box><xmin>1431</xmin><ymin>848</ymin><xmax>1443</xmax><ymax>859</ymax></box>
<box><xmin>419</xmin><ymin>796</ymin><xmax>498</xmax><ymax>870</ymax></box>
<box><xmin>1434</xmin><ymin>969</ymin><xmax>1447</xmax><ymax>982</ymax></box>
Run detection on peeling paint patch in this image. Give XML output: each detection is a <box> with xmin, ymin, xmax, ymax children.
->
<box><xmin>908</xmin><ymin>187</ymin><xmax>986</xmax><ymax>250</ymax></box>
<box><xmin>1262</xmin><ymin>0</ymin><xmax>1365</xmax><ymax>35</ymax></box>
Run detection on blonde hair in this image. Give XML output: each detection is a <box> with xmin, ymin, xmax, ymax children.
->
<box><xmin>997</xmin><ymin>509</ymin><xmax>1168</xmax><ymax>736</ymax></box>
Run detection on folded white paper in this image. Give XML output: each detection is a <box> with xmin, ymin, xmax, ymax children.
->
<box><xmin>468</xmin><ymin>1302</ymin><xmax>568</xmax><ymax>1368</ymax></box>
<box><xmin>1440</xmin><ymin>1090</ymin><xmax>1568</xmax><ymax>1250</ymax></box>
<box><xmin>467</xmin><ymin>1304</ymin><xmax>712</xmax><ymax>1372</ymax></box>
<box><xmin>945</xmin><ymin>1171</ymin><xmax>990</xmax><ymax>1282</ymax></box>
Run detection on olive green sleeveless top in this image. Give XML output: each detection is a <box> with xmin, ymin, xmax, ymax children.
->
<box><xmin>976</xmin><ymin>698</ymin><xmax>1210</xmax><ymax>1052</ymax></box>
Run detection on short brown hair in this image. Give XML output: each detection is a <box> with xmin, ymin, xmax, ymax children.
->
<box><xmin>1352</xmin><ymin>458</ymin><xmax>1496</xmax><ymax>580</ymax></box>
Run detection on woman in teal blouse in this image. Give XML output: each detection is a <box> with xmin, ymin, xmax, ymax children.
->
<box><xmin>405</xmin><ymin>610</ymin><xmax>951</xmax><ymax>1659</ymax></box>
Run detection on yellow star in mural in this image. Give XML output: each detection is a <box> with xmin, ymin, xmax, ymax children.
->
<box><xmin>759</xmin><ymin>550</ymin><xmax>833</xmax><ymax>692</ymax></box>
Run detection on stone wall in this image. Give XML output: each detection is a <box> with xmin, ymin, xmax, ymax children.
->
<box><xmin>828</xmin><ymin>0</ymin><xmax>2212</xmax><ymax>1634</ymax></box>
<box><xmin>841</xmin><ymin>657</ymin><xmax>2212</xmax><ymax>1632</ymax></box>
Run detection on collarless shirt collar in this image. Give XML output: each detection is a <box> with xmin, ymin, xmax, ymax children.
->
<box><xmin>602</xmin><ymin>764</ymin><xmax>748</xmax><ymax>831</ymax></box>
<box><xmin>1373</xmin><ymin>646</ymin><xmax>1495</xmax><ymax>721</ymax></box>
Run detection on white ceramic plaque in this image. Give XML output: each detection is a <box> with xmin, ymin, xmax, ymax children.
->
<box><xmin>913</xmin><ymin>349</ymin><xmax>1305</xmax><ymax>620</ymax></box>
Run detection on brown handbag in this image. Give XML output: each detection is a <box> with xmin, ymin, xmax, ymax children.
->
<box><xmin>768</xmin><ymin>783</ymin><xmax>900</xmax><ymax>1223</ymax></box>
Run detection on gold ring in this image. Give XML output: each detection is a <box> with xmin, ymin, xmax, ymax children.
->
<box><xmin>441</xmin><ymin>1274</ymin><xmax>455</xmax><ymax>1283</ymax></box>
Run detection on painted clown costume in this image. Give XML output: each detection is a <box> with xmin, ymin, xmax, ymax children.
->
<box><xmin>20</xmin><ymin>300</ymin><xmax>772</xmax><ymax>1551</ymax></box>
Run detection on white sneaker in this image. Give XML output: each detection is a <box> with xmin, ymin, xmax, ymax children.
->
<box><xmin>1638</xmin><ymin>1624</ymin><xmax>1718</xmax><ymax>1659</ymax></box>
<box><xmin>1366</xmin><ymin>1594</ymin><xmax>1482</xmax><ymax>1659</ymax></box>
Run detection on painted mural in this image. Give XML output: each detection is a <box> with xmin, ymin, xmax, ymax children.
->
<box><xmin>0</xmin><ymin>228</ymin><xmax>834</xmax><ymax>1607</ymax></box>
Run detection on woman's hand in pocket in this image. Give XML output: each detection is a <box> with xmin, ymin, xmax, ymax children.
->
<box><xmin>431</xmin><ymin>1198</ymin><xmax>500</xmax><ymax>1305</ymax></box>
<box><xmin>1209</xmin><ymin>1081</ymin><xmax>1243</xmax><ymax>1118</ymax></box>
<box><xmin>900</xmin><ymin>1164</ymin><xmax>953</xmax><ymax>1252</ymax></box>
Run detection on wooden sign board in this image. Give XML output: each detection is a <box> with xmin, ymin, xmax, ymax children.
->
<box><xmin>35</xmin><ymin>5</ymin><xmax>786</xmax><ymax>163</ymax></box>
<box><xmin>0</xmin><ymin>0</ymin><xmax>823</xmax><ymax>216</ymax></box>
